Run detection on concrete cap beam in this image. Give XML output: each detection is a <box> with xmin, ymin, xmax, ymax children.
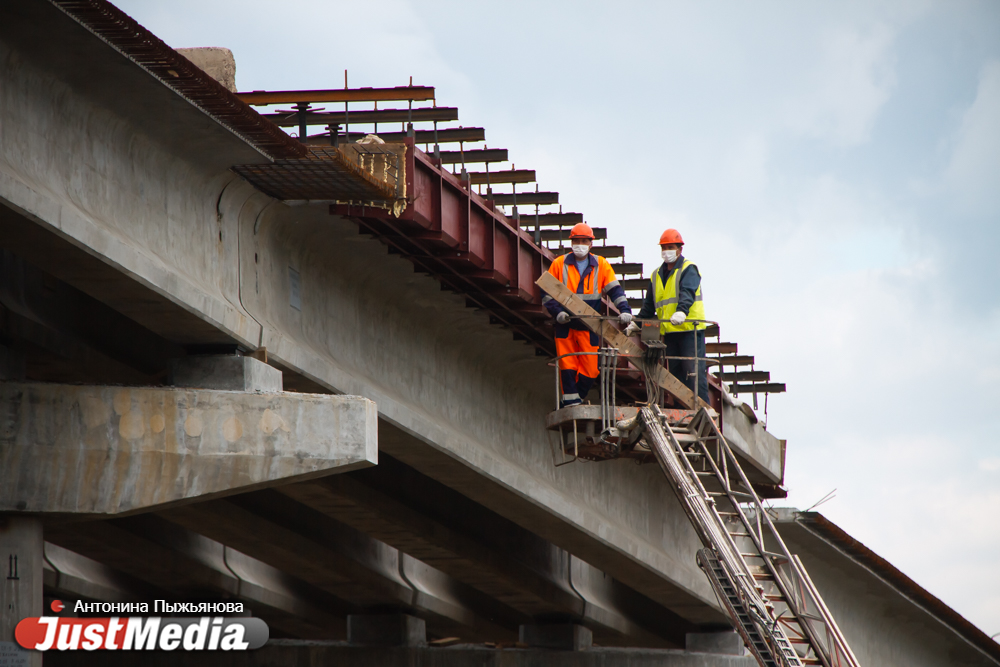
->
<box><xmin>0</xmin><ymin>382</ymin><xmax>377</xmax><ymax>514</ymax></box>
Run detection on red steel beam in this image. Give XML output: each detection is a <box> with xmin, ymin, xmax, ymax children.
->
<box><xmin>332</xmin><ymin>140</ymin><xmax>556</xmax><ymax>353</ymax></box>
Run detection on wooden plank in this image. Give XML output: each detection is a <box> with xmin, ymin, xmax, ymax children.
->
<box><xmin>539</xmin><ymin>228</ymin><xmax>608</xmax><ymax>242</ymax></box>
<box><xmin>590</xmin><ymin>245</ymin><xmax>625</xmax><ymax>259</ymax></box>
<box><xmin>335</xmin><ymin>127</ymin><xmax>484</xmax><ymax>144</ymax></box>
<box><xmin>439</xmin><ymin>148</ymin><xmax>508</xmax><ymax>164</ymax></box>
<box><xmin>706</xmin><ymin>342</ymin><xmax>737</xmax><ymax>354</ymax></box>
<box><xmin>537</xmin><ymin>272</ymin><xmax>707</xmax><ymax>409</ymax></box>
<box><xmin>237</xmin><ymin>86</ymin><xmax>435</xmax><ymax>105</ymax></box>
<box><xmin>264</xmin><ymin>107</ymin><xmax>457</xmax><ymax>126</ymax></box>
<box><xmin>609</xmin><ymin>262</ymin><xmax>643</xmax><ymax>276</ymax></box>
<box><xmin>468</xmin><ymin>169</ymin><xmax>535</xmax><ymax>185</ymax></box>
<box><xmin>621</xmin><ymin>278</ymin><xmax>648</xmax><ymax>291</ymax></box>
<box><xmin>714</xmin><ymin>371</ymin><xmax>770</xmax><ymax>383</ymax></box>
<box><xmin>490</xmin><ymin>192</ymin><xmax>558</xmax><ymax>206</ymax></box>
<box><xmin>730</xmin><ymin>383</ymin><xmax>786</xmax><ymax>394</ymax></box>
<box><xmin>523</xmin><ymin>213</ymin><xmax>584</xmax><ymax>226</ymax></box>
<box><xmin>715</xmin><ymin>355</ymin><xmax>755</xmax><ymax>367</ymax></box>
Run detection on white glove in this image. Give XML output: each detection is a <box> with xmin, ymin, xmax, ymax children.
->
<box><xmin>556</xmin><ymin>312</ymin><xmax>571</xmax><ymax>324</ymax></box>
<box><xmin>624</xmin><ymin>321</ymin><xmax>640</xmax><ymax>337</ymax></box>
<box><xmin>619</xmin><ymin>312</ymin><xmax>633</xmax><ymax>326</ymax></box>
<box><xmin>670</xmin><ymin>311</ymin><xmax>687</xmax><ymax>325</ymax></box>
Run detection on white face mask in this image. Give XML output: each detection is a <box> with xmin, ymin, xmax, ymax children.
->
<box><xmin>662</xmin><ymin>249</ymin><xmax>678</xmax><ymax>263</ymax></box>
<box><xmin>572</xmin><ymin>244</ymin><xmax>590</xmax><ymax>259</ymax></box>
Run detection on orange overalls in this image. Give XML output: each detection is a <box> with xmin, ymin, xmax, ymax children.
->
<box><xmin>543</xmin><ymin>253</ymin><xmax>625</xmax><ymax>406</ymax></box>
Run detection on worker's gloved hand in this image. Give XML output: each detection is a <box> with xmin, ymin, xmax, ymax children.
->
<box><xmin>624</xmin><ymin>321</ymin><xmax>640</xmax><ymax>337</ymax></box>
<box><xmin>556</xmin><ymin>312</ymin><xmax>571</xmax><ymax>324</ymax></box>
<box><xmin>670</xmin><ymin>311</ymin><xmax>687</xmax><ymax>326</ymax></box>
<box><xmin>619</xmin><ymin>312</ymin><xmax>633</xmax><ymax>326</ymax></box>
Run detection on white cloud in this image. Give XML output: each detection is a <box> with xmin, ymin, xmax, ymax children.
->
<box><xmin>945</xmin><ymin>60</ymin><xmax>1000</xmax><ymax>216</ymax></box>
<box><xmin>724</xmin><ymin>134</ymin><xmax>770</xmax><ymax>197</ymax></box>
<box><xmin>785</xmin><ymin>24</ymin><xmax>897</xmax><ymax>146</ymax></box>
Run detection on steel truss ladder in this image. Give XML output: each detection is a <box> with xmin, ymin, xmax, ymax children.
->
<box><xmin>633</xmin><ymin>406</ymin><xmax>861</xmax><ymax>667</ymax></box>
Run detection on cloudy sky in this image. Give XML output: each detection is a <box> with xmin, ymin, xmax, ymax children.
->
<box><xmin>118</xmin><ymin>0</ymin><xmax>1000</xmax><ymax>637</ymax></box>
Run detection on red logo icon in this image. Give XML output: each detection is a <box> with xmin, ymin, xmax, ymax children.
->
<box><xmin>49</xmin><ymin>600</ymin><xmax>64</xmax><ymax>613</ymax></box>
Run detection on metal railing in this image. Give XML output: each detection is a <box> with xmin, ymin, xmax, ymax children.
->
<box><xmin>548</xmin><ymin>314</ymin><xmax>724</xmax><ymax>411</ymax></box>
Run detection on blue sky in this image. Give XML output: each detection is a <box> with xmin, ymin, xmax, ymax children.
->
<box><xmin>117</xmin><ymin>0</ymin><xmax>1000</xmax><ymax>637</ymax></box>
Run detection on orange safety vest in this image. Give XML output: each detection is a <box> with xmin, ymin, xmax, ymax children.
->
<box><xmin>545</xmin><ymin>253</ymin><xmax>621</xmax><ymax>379</ymax></box>
<box><xmin>546</xmin><ymin>253</ymin><xmax>621</xmax><ymax>312</ymax></box>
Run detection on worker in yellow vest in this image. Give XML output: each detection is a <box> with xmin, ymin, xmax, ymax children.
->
<box><xmin>625</xmin><ymin>228</ymin><xmax>709</xmax><ymax>403</ymax></box>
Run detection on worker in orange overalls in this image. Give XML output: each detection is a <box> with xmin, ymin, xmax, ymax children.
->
<box><xmin>542</xmin><ymin>223</ymin><xmax>632</xmax><ymax>407</ymax></box>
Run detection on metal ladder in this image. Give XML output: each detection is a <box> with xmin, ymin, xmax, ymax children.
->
<box><xmin>633</xmin><ymin>405</ymin><xmax>861</xmax><ymax>667</ymax></box>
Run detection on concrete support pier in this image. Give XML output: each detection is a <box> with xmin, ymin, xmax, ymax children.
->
<box><xmin>0</xmin><ymin>516</ymin><xmax>42</xmax><ymax>666</ymax></box>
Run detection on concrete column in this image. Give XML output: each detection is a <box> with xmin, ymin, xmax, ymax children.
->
<box><xmin>346</xmin><ymin>613</ymin><xmax>426</xmax><ymax>647</ymax></box>
<box><xmin>168</xmin><ymin>354</ymin><xmax>282</xmax><ymax>393</ymax></box>
<box><xmin>0</xmin><ymin>516</ymin><xmax>42</xmax><ymax>666</ymax></box>
<box><xmin>518</xmin><ymin>623</ymin><xmax>592</xmax><ymax>651</ymax></box>
<box><xmin>686</xmin><ymin>630</ymin><xmax>745</xmax><ymax>655</ymax></box>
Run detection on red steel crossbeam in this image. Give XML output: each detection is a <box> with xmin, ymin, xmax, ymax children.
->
<box><xmin>332</xmin><ymin>139</ymin><xmax>558</xmax><ymax>353</ymax></box>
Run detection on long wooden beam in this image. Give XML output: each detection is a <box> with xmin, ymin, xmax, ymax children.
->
<box><xmin>467</xmin><ymin>169</ymin><xmax>536</xmax><ymax>185</ymax></box>
<box><xmin>329</xmin><ymin>127</ymin><xmax>484</xmax><ymax>145</ymax></box>
<box><xmin>490</xmin><ymin>192</ymin><xmax>558</xmax><ymax>206</ymax></box>
<box><xmin>263</xmin><ymin>107</ymin><xmax>458</xmax><ymax>127</ymax></box>
<box><xmin>237</xmin><ymin>86</ymin><xmax>435</xmax><ymax>105</ymax></box>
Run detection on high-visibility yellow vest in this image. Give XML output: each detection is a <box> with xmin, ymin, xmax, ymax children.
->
<box><xmin>653</xmin><ymin>259</ymin><xmax>706</xmax><ymax>334</ymax></box>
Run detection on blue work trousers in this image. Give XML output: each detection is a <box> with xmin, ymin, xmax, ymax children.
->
<box><xmin>560</xmin><ymin>369</ymin><xmax>596</xmax><ymax>408</ymax></box>
<box><xmin>663</xmin><ymin>329</ymin><xmax>709</xmax><ymax>404</ymax></box>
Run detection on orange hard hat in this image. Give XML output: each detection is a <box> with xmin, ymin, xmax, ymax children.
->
<box><xmin>659</xmin><ymin>228</ymin><xmax>684</xmax><ymax>245</ymax></box>
<box><xmin>569</xmin><ymin>223</ymin><xmax>595</xmax><ymax>240</ymax></box>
